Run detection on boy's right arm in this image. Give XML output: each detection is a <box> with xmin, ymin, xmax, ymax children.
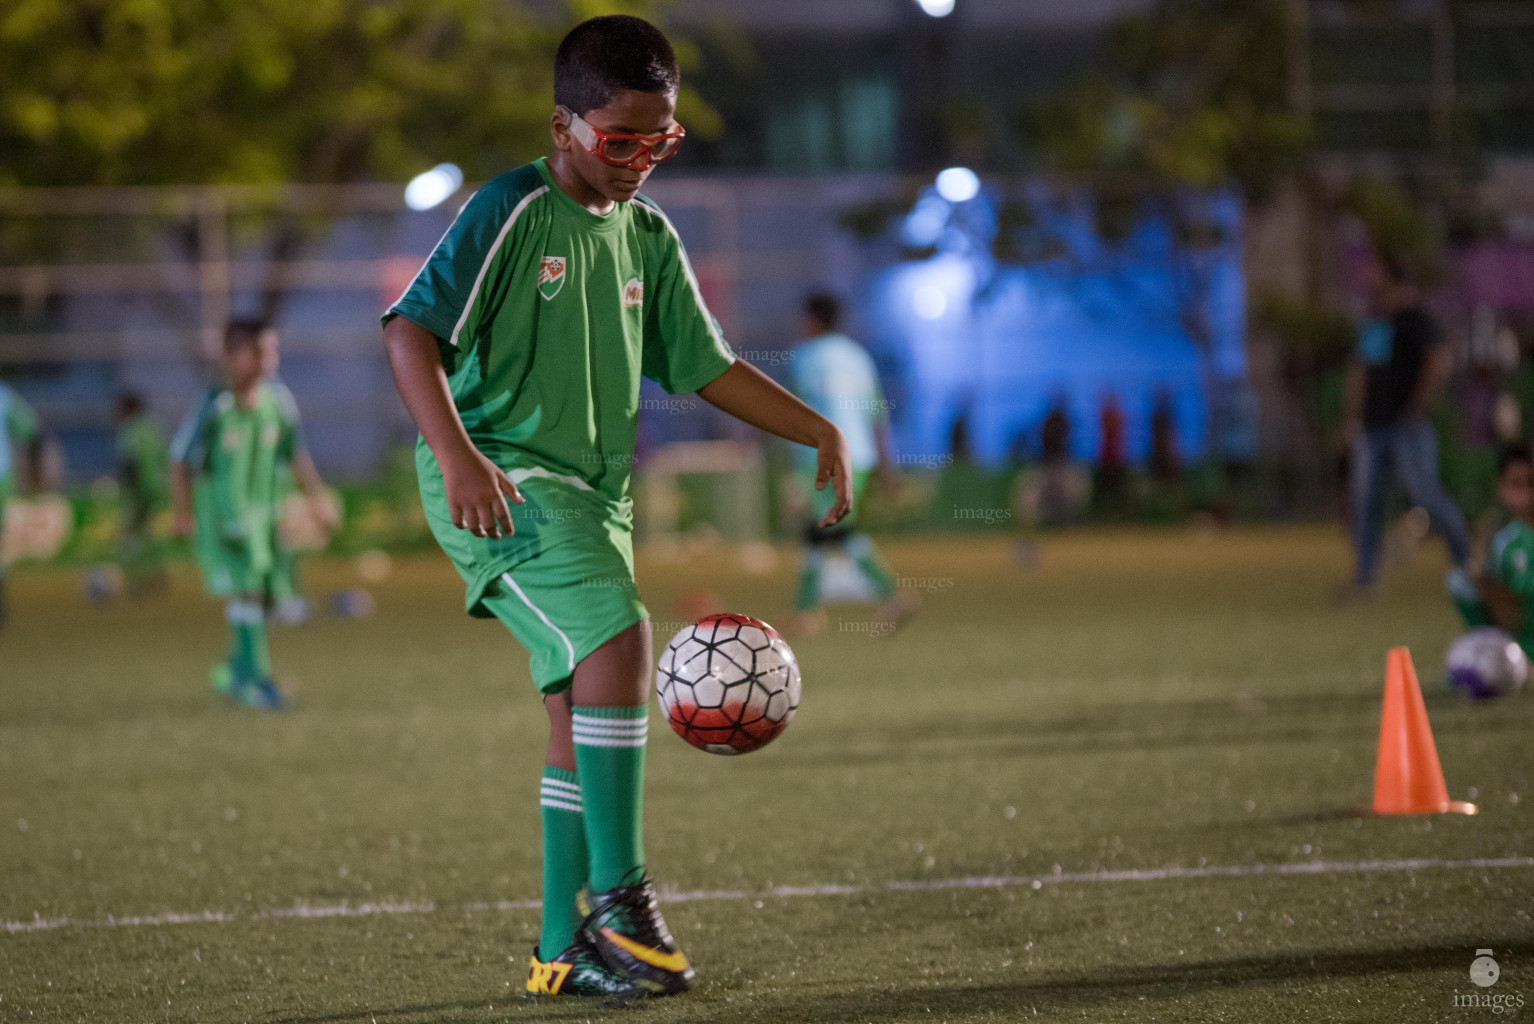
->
<box><xmin>382</xmin><ymin>315</ymin><xmax>524</xmax><ymax>539</ymax></box>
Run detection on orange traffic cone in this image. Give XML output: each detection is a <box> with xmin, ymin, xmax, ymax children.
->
<box><xmin>1371</xmin><ymin>647</ymin><xmax>1476</xmax><ymax>815</ymax></box>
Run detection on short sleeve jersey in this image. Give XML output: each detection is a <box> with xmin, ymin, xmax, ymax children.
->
<box><xmin>790</xmin><ymin>333</ymin><xmax>883</xmax><ymax>472</ymax></box>
<box><xmin>384</xmin><ymin>158</ymin><xmax>735</xmax><ymax>526</ymax></box>
<box><xmin>170</xmin><ymin>383</ymin><xmax>301</xmax><ymax>542</ymax></box>
<box><xmin>1486</xmin><ymin>519</ymin><xmax>1534</xmax><ymax>651</ymax></box>
<box><xmin>1359</xmin><ymin>308</ymin><xmax>1442</xmax><ymax>428</ymax></box>
<box><xmin>0</xmin><ymin>381</ymin><xmax>40</xmax><ymax>483</ymax></box>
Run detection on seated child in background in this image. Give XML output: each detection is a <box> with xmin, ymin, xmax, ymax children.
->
<box><xmin>1449</xmin><ymin>442</ymin><xmax>1534</xmax><ymax>656</ymax></box>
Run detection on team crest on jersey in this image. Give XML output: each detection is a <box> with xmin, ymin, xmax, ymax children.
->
<box><xmin>537</xmin><ymin>256</ymin><xmax>567</xmax><ymax>300</ymax></box>
<box><xmin>622</xmin><ymin>277</ymin><xmax>644</xmax><ymax>308</ymax></box>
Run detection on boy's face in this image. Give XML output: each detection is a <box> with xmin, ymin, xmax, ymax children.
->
<box><xmin>1500</xmin><ymin>460</ymin><xmax>1534</xmax><ymax>520</ymax></box>
<box><xmin>552</xmin><ymin>88</ymin><xmax>679</xmax><ymax>205</ymax></box>
<box><xmin>226</xmin><ymin>330</ymin><xmax>279</xmax><ymax>390</ymax></box>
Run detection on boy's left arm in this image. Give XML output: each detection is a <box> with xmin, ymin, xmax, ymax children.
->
<box><xmin>275</xmin><ymin>387</ymin><xmax>339</xmax><ymax>533</ymax></box>
<box><xmin>698</xmin><ymin>360</ymin><xmax>852</xmax><ymax>527</ymax></box>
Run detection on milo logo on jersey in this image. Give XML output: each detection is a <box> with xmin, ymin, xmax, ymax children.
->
<box><xmin>537</xmin><ymin>256</ymin><xmax>566</xmax><ymax>300</ymax></box>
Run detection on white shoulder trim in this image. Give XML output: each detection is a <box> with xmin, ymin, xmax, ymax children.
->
<box><xmin>448</xmin><ymin>185</ymin><xmax>549</xmax><ymax>347</ymax></box>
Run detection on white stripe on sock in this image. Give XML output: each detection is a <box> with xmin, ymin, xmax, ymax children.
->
<box><xmin>539</xmin><ymin>798</ymin><xmax>584</xmax><ymax>814</ymax></box>
<box><xmin>571</xmin><ymin>735</ymin><xmax>648</xmax><ymax>748</ymax></box>
<box><xmin>570</xmin><ymin>718</ymin><xmax>648</xmax><ymax>734</ymax></box>
<box><xmin>571</xmin><ymin>711</ymin><xmax>647</xmax><ymax>724</ymax></box>
<box><xmin>541</xmin><ymin>778</ymin><xmax>581</xmax><ymax>794</ymax></box>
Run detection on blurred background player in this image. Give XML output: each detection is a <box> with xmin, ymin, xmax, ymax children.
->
<box><xmin>115</xmin><ymin>391</ymin><xmax>169</xmax><ymax>597</ymax></box>
<box><xmin>1449</xmin><ymin>443</ymin><xmax>1534</xmax><ymax>657</ymax></box>
<box><xmin>0</xmin><ymin>379</ymin><xmax>43</xmax><ymax>630</ymax></box>
<box><xmin>1341</xmin><ymin>253</ymin><xmax>1470</xmax><ymax>598</ymax></box>
<box><xmin>169</xmin><ymin>319</ymin><xmax>336</xmax><ymax>708</ymax></box>
<box><xmin>786</xmin><ymin>292</ymin><xmax>914</xmax><ymax>636</ymax></box>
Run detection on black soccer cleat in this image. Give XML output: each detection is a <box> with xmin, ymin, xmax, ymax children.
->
<box><xmin>525</xmin><ymin>934</ymin><xmax>645</xmax><ymax>1000</ymax></box>
<box><xmin>577</xmin><ymin>871</ymin><xmax>694</xmax><ymax>996</ymax></box>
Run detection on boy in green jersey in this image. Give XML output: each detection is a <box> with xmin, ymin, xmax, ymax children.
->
<box><xmin>1449</xmin><ymin>443</ymin><xmax>1534</xmax><ymax>656</ymax></box>
<box><xmin>170</xmin><ymin>320</ymin><xmax>337</xmax><ymax>708</ymax></box>
<box><xmin>0</xmin><ymin>380</ymin><xmax>43</xmax><ymax>631</ymax></box>
<box><xmin>115</xmin><ymin>392</ymin><xmax>169</xmax><ymax>596</ymax></box>
<box><xmin>382</xmin><ymin>15</ymin><xmax>852</xmax><ymax>1000</ymax></box>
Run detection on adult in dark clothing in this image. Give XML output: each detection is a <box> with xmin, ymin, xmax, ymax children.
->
<box><xmin>1342</xmin><ymin>255</ymin><xmax>1469</xmax><ymax>594</ymax></box>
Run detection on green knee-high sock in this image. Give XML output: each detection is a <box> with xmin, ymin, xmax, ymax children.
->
<box><xmin>538</xmin><ymin>766</ymin><xmax>587</xmax><ymax>955</ymax></box>
<box><xmin>846</xmin><ymin>533</ymin><xmax>897</xmax><ymax>600</ymax></box>
<box><xmin>227</xmin><ymin>600</ymin><xmax>272</xmax><ymax>680</ymax></box>
<box><xmin>571</xmin><ymin>705</ymin><xmax>648</xmax><ymax>891</ymax></box>
<box><xmin>796</xmin><ymin>547</ymin><xmax>825</xmax><ymax>611</ymax></box>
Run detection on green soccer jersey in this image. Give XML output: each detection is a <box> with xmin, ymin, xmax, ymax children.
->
<box><xmin>1486</xmin><ymin>519</ymin><xmax>1534</xmax><ymax>653</ymax></box>
<box><xmin>384</xmin><ymin>159</ymin><xmax>736</xmax><ymax>600</ymax></box>
<box><xmin>171</xmin><ymin>383</ymin><xmax>302</xmax><ymax>579</ymax></box>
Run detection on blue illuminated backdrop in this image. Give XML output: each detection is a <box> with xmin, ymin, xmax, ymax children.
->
<box><xmin>864</xmin><ymin>171</ymin><xmax>1251</xmax><ymax>468</ymax></box>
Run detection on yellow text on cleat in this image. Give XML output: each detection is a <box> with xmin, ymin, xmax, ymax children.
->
<box><xmin>526</xmin><ymin>957</ymin><xmax>572</xmax><ymax>994</ymax></box>
<box><xmin>599</xmin><ymin>928</ymin><xmax>690</xmax><ymax>973</ymax></box>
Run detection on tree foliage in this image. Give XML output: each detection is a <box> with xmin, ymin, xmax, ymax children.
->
<box><xmin>1023</xmin><ymin>0</ymin><xmax>1310</xmax><ymax>199</ymax></box>
<box><xmin>0</xmin><ymin>0</ymin><xmax>671</xmax><ymax>187</ymax></box>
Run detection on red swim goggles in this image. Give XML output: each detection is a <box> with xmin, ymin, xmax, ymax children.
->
<box><xmin>557</xmin><ymin>106</ymin><xmax>686</xmax><ymax>169</ymax></box>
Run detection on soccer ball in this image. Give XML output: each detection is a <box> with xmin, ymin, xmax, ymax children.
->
<box><xmin>1446</xmin><ymin>628</ymin><xmax>1528</xmax><ymax>699</ymax></box>
<box><xmin>656</xmin><ymin>613</ymin><xmax>801</xmax><ymax>755</ymax></box>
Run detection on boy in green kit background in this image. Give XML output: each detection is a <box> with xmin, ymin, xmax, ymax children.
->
<box><xmin>0</xmin><ymin>379</ymin><xmax>43</xmax><ymax>630</ymax></box>
<box><xmin>1449</xmin><ymin>442</ymin><xmax>1534</xmax><ymax>657</ymax></box>
<box><xmin>381</xmin><ymin>15</ymin><xmax>853</xmax><ymax>1000</ymax></box>
<box><xmin>170</xmin><ymin>320</ymin><xmax>337</xmax><ymax>709</ymax></box>
<box><xmin>115</xmin><ymin>391</ymin><xmax>169</xmax><ymax>596</ymax></box>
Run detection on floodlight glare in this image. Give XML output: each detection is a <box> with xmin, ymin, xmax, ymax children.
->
<box><xmin>404</xmin><ymin>163</ymin><xmax>464</xmax><ymax>211</ymax></box>
<box><xmin>915</xmin><ymin>0</ymin><xmax>955</xmax><ymax>16</ymax></box>
<box><xmin>913</xmin><ymin>284</ymin><xmax>949</xmax><ymax>320</ymax></box>
<box><xmin>935</xmin><ymin>166</ymin><xmax>980</xmax><ymax>203</ymax></box>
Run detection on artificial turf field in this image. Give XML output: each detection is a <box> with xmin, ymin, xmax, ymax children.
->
<box><xmin>1</xmin><ymin>526</ymin><xmax>1531</xmax><ymax>1023</ymax></box>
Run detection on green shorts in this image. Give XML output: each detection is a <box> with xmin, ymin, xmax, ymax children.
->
<box><xmin>477</xmin><ymin>536</ymin><xmax>648</xmax><ymax>694</ymax></box>
<box><xmin>199</xmin><ymin>537</ymin><xmax>278</xmax><ymax>599</ymax></box>
<box><xmin>193</xmin><ymin>484</ymin><xmax>279</xmax><ymax>598</ymax></box>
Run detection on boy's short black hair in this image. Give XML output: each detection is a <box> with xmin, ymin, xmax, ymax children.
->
<box><xmin>804</xmin><ymin>292</ymin><xmax>841</xmax><ymax>332</ymax></box>
<box><xmin>1499</xmin><ymin>442</ymin><xmax>1533</xmax><ymax>478</ymax></box>
<box><xmin>116</xmin><ymin>391</ymin><xmax>143</xmax><ymax>418</ymax></box>
<box><xmin>554</xmin><ymin>15</ymin><xmax>679</xmax><ymax>116</ymax></box>
<box><xmin>224</xmin><ymin>317</ymin><xmax>268</xmax><ymax>352</ymax></box>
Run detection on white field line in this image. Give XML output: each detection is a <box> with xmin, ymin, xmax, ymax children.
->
<box><xmin>4</xmin><ymin>855</ymin><xmax>1531</xmax><ymax>935</ymax></box>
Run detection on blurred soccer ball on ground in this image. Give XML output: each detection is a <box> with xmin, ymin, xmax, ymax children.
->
<box><xmin>656</xmin><ymin>613</ymin><xmax>800</xmax><ymax>755</ymax></box>
<box><xmin>1446</xmin><ymin>628</ymin><xmax>1528</xmax><ymax>699</ymax></box>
